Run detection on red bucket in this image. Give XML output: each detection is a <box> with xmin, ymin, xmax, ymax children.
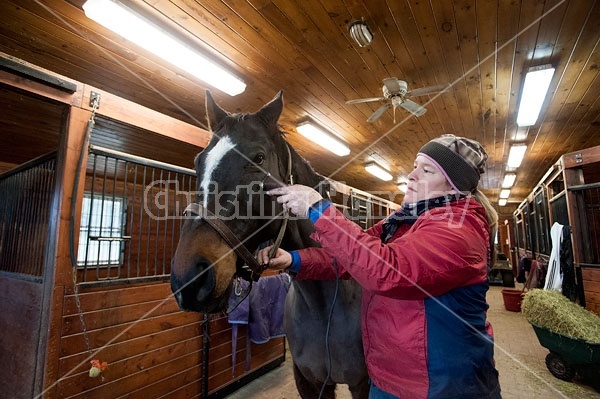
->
<box><xmin>501</xmin><ymin>289</ymin><xmax>524</xmax><ymax>312</ymax></box>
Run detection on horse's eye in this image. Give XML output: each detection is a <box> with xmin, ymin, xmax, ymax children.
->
<box><xmin>254</xmin><ymin>153</ymin><xmax>265</xmax><ymax>165</ymax></box>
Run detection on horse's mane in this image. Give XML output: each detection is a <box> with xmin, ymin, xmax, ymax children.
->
<box><xmin>279</xmin><ymin>133</ymin><xmax>330</xmax><ymax>197</ymax></box>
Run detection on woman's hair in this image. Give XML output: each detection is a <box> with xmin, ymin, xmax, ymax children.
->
<box><xmin>474</xmin><ymin>189</ymin><xmax>498</xmax><ymax>266</ymax></box>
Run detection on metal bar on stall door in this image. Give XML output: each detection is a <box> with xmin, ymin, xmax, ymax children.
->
<box><xmin>5</xmin><ymin>171</ymin><xmax>18</xmax><ymax>272</ymax></box>
<box><xmin>162</xmin><ymin>170</ymin><xmax>170</xmax><ymax>275</ymax></box>
<box><xmin>122</xmin><ymin>160</ymin><xmax>129</xmax><ymax>278</ymax></box>
<box><xmin>169</xmin><ymin>172</ymin><xmax>179</xmax><ymax>275</ymax></box>
<box><xmin>89</xmin><ymin>145</ymin><xmax>194</xmax><ymax>175</ymax></box>
<box><xmin>109</xmin><ymin>158</ymin><xmax>120</xmax><ymax>279</ymax></box>
<box><xmin>129</xmin><ymin>162</ymin><xmax>138</xmax><ymax>277</ymax></box>
<box><xmin>34</xmin><ymin>163</ymin><xmax>48</xmax><ymax>276</ymax></box>
<box><xmin>136</xmin><ymin>165</ymin><xmax>146</xmax><ymax>277</ymax></box>
<box><xmin>95</xmin><ymin>155</ymin><xmax>109</xmax><ymax>281</ymax></box>
<box><xmin>37</xmin><ymin>159</ymin><xmax>55</xmax><ymax>276</ymax></box>
<box><xmin>153</xmin><ymin>168</ymin><xmax>163</xmax><ymax>275</ymax></box>
<box><xmin>145</xmin><ymin>167</ymin><xmax>155</xmax><ymax>276</ymax></box>
<box><xmin>587</xmin><ymin>188</ymin><xmax>599</xmax><ymax>266</ymax></box>
<box><xmin>83</xmin><ymin>153</ymin><xmax>98</xmax><ymax>282</ymax></box>
<box><xmin>18</xmin><ymin>169</ymin><xmax>33</xmax><ymax>274</ymax></box>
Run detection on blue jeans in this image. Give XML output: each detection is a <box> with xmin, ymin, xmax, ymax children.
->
<box><xmin>369</xmin><ymin>382</ymin><xmax>399</xmax><ymax>399</ymax></box>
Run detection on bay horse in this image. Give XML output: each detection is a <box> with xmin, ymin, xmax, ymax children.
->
<box><xmin>170</xmin><ymin>91</ymin><xmax>368</xmax><ymax>398</ymax></box>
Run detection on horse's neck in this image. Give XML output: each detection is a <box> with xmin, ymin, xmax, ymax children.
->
<box><xmin>283</xmin><ymin>145</ymin><xmax>326</xmax><ymax>251</ymax></box>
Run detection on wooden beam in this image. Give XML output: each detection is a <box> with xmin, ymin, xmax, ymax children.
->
<box><xmin>560</xmin><ymin>145</ymin><xmax>600</xmax><ymax>169</ymax></box>
<box><xmin>80</xmin><ymin>86</ymin><xmax>211</xmax><ymax>148</ymax></box>
<box><xmin>0</xmin><ymin>54</ymin><xmax>77</xmax><ymax>93</ymax></box>
<box><xmin>0</xmin><ymin>67</ymin><xmax>83</xmax><ymax>106</ymax></box>
<box><xmin>0</xmin><ymin>51</ymin><xmax>211</xmax><ymax>149</ymax></box>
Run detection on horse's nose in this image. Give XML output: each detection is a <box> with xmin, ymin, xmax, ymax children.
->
<box><xmin>194</xmin><ymin>261</ymin><xmax>216</xmax><ymax>302</ymax></box>
<box><xmin>173</xmin><ymin>290</ymin><xmax>183</xmax><ymax>305</ymax></box>
<box><xmin>170</xmin><ymin>258</ymin><xmax>216</xmax><ymax>311</ymax></box>
<box><xmin>170</xmin><ymin>275</ymin><xmax>186</xmax><ymax>308</ymax></box>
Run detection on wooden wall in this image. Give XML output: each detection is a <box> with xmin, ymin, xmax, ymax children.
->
<box><xmin>54</xmin><ymin>280</ymin><xmax>284</xmax><ymax>398</ymax></box>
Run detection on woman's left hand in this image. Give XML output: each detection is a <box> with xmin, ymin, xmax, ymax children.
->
<box><xmin>257</xmin><ymin>245</ymin><xmax>292</xmax><ymax>270</ymax></box>
<box><xmin>267</xmin><ymin>184</ymin><xmax>323</xmax><ymax>217</ymax></box>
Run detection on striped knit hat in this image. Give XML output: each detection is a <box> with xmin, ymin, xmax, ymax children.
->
<box><xmin>417</xmin><ymin>134</ymin><xmax>488</xmax><ymax>193</ymax></box>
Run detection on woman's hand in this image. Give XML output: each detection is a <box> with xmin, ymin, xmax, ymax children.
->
<box><xmin>257</xmin><ymin>245</ymin><xmax>292</xmax><ymax>270</ymax></box>
<box><xmin>267</xmin><ymin>184</ymin><xmax>323</xmax><ymax>217</ymax></box>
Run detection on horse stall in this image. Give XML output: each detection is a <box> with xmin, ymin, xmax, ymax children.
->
<box><xmin>0</xmin><ymin>56</ymin><xmax>399</xmax><ymax>398</ymax></box>
<box><xmin>510</xmin><ymin>145</ymin><xmax>600</xmax><ymax>315</ymax></box>
<box><xmin>0</xmin><ymin>57</ymin><xmax>287</xmax><ymax>398</ymax></box>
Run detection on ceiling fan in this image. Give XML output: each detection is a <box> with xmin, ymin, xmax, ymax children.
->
<box><xmin>346</xmin><ymin>78</ymin><xmax>449</xmax><ymax>122</ymax></box>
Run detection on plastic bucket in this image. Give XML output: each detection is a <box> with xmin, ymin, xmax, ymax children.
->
<box><xmin>502</xmin><ymin>289</ymin><xmax>524</xmax><ymax>312</ymax></box>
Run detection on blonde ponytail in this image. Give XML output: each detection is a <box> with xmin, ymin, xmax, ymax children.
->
<box><xmin>473</xmin><ymin>189</ymin><xmax>498</xmax><ymax>267</ymax></box>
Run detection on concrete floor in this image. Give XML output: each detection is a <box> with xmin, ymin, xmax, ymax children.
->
<box><xmin>224</xmin><ymin>285</ymin><xmax>599</xmax><ymax>399</ymax></box>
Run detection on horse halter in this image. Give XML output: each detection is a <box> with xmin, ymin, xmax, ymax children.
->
<box><xmin>183</xmin><ymin>142</ymin><xmax>294</xmax><ymax>282</ymax></box>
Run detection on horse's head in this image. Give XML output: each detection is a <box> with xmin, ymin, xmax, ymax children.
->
<box><xmin>171</xmin><ymin>90</ymin><xmax>317</xmax><ymax>313</ymax></box>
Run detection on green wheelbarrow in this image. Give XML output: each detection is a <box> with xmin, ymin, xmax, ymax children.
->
<box><xmin>531</xmin><ymin>323</ymin><xmax>600</xmax><ymax>392</ymax></box>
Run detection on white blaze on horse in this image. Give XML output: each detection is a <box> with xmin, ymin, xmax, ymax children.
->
<box><xmin>170</xmin><ymin>91</ymin><xmax>368</xmax><ymax>398</ymax></box>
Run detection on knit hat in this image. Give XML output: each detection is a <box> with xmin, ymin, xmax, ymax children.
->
<box><xmin>417</xmin><ymin>134</ymin><xmax>488</xmax><ymax>193</ymax></box>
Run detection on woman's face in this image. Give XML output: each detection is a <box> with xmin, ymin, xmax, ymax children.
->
<box><xmin>404</xmin><ymin>155</ymin><xmax>455</xmax><ymax>203</ymax></box>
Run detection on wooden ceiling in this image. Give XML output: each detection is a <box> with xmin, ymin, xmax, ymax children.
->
<box><xmin>0</xmin><ymin>0</ymin><xmax>599</xmax><ymax>219</ymax></box>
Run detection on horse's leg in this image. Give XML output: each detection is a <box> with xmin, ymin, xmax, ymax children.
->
<box><xmin>292</xmin><ymin>362</ymin><xmax>335</xmax><ymax>399</ymax></box>
<box><xmin>348</xmin><ymin>376</ymin><xmax>370</xmax><ymax>399</ymax></box>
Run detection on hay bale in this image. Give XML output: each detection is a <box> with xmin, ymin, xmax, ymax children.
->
<box><xmin>522</xmin><ymin>289</ymin><xmax>600</xmax><ymax>343</ymax></box>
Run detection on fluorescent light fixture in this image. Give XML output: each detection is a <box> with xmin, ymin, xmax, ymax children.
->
<box><xmin>397</xmin><ymin>182</ymin><xmax>408</xmax><ymax>193</ymax></box>
<box><xmin>365</xmin><ymin>162</ymin><xmax>393</xmax><ymax>181</ymax></box>
<box><xmin>516</xmin><ymin>64</ymin><xmax>555</xmax><ymax>126</ymax></box>
<box><xmin>499</xmin><ymin>189</ymin><xmax>511</xmax><ymax>199</ymax></box>
<box><xmin>498</xmin><ymin>199</ymin><xmax>507</xmax><ymax>206</ymax></box>
<box><xmin>502</xmin><ymin>173</ymin><xmax>517</xmax><ymax>188</ymax></box>
<box><xmin>296</xmin><ymin>121</ymin><xmax>350</xmax><ymax>156</ymax></box>
<box><xmin>507</xmin><ymin>144</ymin><xmax>527</xmax><ymax>169</ymax></box>
<box><xmin>83</xmin><ymin>0</ymin><xmax>246</xmax><ymax>96</ymax></box>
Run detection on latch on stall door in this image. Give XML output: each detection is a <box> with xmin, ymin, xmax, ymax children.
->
<box><xmin>89</xmin><ymin>91</ymin><xmax>101</xmax><ymax>109</ymax></box>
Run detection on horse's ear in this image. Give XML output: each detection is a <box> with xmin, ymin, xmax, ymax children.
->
<box><xmin>257</xmin><ymin>90</ymin><xmax>283</xmax><ymax>126</ymax></box>
<box><xmin>205</xmin><ymin>90</ymin><xmax>229</xmax><ymax>131</ymax></box>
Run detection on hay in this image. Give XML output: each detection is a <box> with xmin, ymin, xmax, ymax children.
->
<box><xmin>522</xmin><ymin>289</ymin><xmax>600</xmax><ymax>343</ymax></box>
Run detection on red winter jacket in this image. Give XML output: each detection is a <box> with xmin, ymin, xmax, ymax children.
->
<box><xmin>294</xmin><ymin>197</ymin><xmax>500</xmax><ymax>399</ymax></box>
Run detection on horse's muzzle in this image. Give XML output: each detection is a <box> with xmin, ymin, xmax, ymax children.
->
<box><xmin>170</xmin><ymin>257</ymin><xmax>216</xmax><ymax>312</ymax></box>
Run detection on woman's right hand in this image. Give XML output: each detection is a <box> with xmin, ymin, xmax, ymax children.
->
<box><xmin>257</xmin><ymin>245</ymin><xmax>292</xmax><ymax>270</ymax></box>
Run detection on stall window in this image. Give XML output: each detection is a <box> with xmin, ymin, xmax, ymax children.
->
<box><xmin>77</xmin><ymin>193</ymin><xmax>126</xmax><ymax>266</ymax></box>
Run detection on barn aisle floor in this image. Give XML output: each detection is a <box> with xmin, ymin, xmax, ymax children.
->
<box><xmin>224</xmin><ymin>285</ymin><xmax>599</xmax><ymax>399</ymax></box>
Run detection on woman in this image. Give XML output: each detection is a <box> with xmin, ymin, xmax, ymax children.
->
<box><xmin>259</xmin><ymin>134</ymin><xmax>502</xmax><ymax>399</ymax></box>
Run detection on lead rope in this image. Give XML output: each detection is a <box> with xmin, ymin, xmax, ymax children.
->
<box><xmin>267</xmin><ymin>142</ymin><xmax>294</xmax><ymax>261</ymax></box>
<box><xmin>70</xmin><ymin>97</ymin><xmax>106</xmax><ymax>380</ymax></box>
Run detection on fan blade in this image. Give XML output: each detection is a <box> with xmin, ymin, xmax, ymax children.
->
<box><xmin>367</xmin><ymin>103</ymin><xmax>391</xmax><ymax>122</ymax></box>
<box><xmin>382</xmin><ymin>78</ymin><xmax>403</xmax><ymax>94</ymax></box>
<box><xmin>346</xmin><ymin>96</ymin><xmax>386</xmax><ymax>104</ymax></box>
<box><xmin>400</xmin><ymin>99</ymin><xmax>427</xmax><ymax>117</ymax></box>
<box><xmin>406</xmin><ymin>84</ymin><xmax>450</xmax><ymax>98</ymax></box>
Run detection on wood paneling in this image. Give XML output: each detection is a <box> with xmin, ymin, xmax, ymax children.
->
<box><xmin>0</xmin><ymin>84</ymin><xmax>65</xmax><ymax>165</ymax></box>
<box><xmin>582</xmin><ymin>268</ymin><xmax>600</xmax><ymax>315</ymax></box>
<box><xmin>56</xmin><ymin>281</ymin><xmax>285</xmax><ymax>399</ymax></box>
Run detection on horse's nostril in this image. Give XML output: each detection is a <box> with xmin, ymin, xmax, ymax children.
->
<box><xmin>195</xmin><ymin>263</ymin><xmax>216</xmax><ymax>303</ymax></box>
<box><xmin>173</xmin><ymin>291</ymin><xmax>183</xmax><ymax>305</ymax></box>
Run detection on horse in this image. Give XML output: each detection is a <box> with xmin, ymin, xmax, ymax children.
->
<box><xmin>170</xmin><ymin>90</ymin><xmax>369</xmax><ymax>398</ymax></box>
